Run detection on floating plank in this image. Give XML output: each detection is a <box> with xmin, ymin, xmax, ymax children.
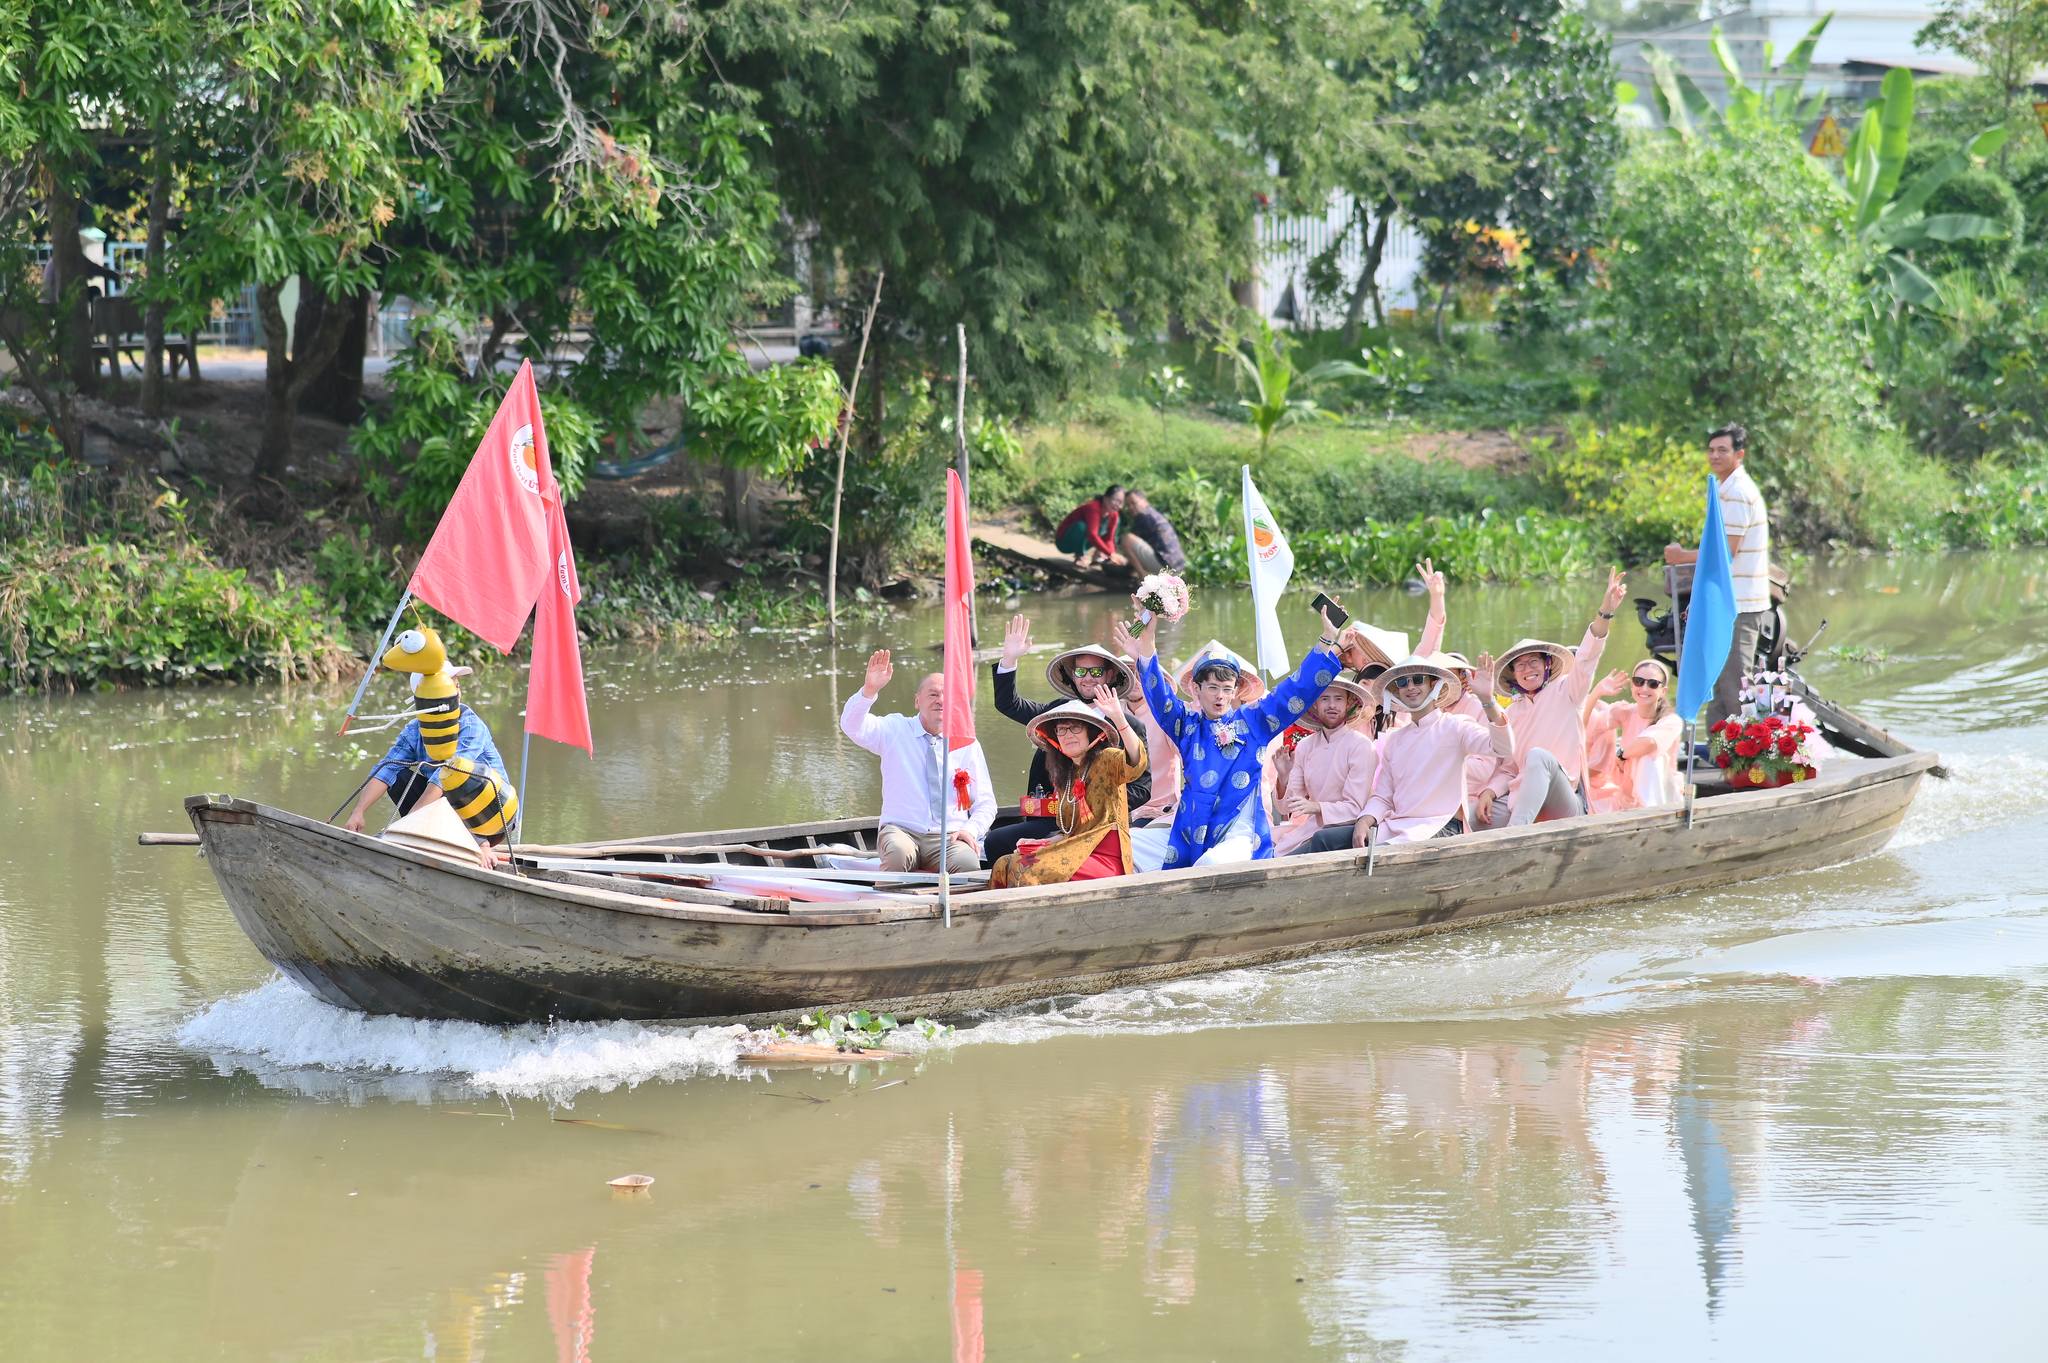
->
<box><xmin>972</xmin><ymin>519</ymin><xmax>1132</xmax><ymax>591</ymax></box>
<box><xmin>738</xmin><ymin>1041</ymin><xmax>908</xmax><ymax>1066</ymax></box>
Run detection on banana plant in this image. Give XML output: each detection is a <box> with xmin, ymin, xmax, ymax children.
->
<box><xmin>1842</xmin><ymin>68</ymin><xmax>2011</xmax><ymax>311</ymax></box>
<box><xmin>1642</xmin><ymin>14</ymin><xmax>1831</xmax><ymax>141</ymax></box>
<box><xmin>1225</xmin><ymin>319</ymin><xmax>1365</xmax><ymax>457</ymax></box>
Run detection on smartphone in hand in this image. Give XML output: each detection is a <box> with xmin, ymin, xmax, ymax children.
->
<box><xmin>1310</xmin><ymin>592</ymin><xmax>1349</xmax><ymax>629</ymax></box>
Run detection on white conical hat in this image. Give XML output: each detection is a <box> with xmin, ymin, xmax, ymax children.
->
<box><xmin>1337</xmin><ymin>622</ymin><xmax>1410</xmax><ymax>670</ymax></box>
<box><xmin>379</xmin><ymin>795</ymin><xmax>480</xmax><ymax>864</ymax></box>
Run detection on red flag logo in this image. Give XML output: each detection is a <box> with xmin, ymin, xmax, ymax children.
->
<box><xmin>407</xmin><ymin>361</ymin><xmax>552</xmax><ymax>652</ymax></box>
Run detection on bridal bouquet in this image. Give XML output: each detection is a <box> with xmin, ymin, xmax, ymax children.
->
<box><xmin>1131</xmin><ymin>572</ymin><xmax>1191</xmax><ymax>628</ymax></box>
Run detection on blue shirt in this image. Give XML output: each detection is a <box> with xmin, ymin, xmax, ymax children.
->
<box><xmin>370</xmin><ymin>706</ymin><xmax>510</xmax><ymax>790</ymax></box>
<box><xmin>1138</xmin><ymin>644</ymin><xmax>1339</xmax><ymax>866</ymax></box>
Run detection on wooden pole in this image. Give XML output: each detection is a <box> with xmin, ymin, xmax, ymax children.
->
<box><xmin>826</xmin><ymin>272</ymin><xmax>885</xmax><ymax>642</ymax></box>
<box><xmin>953</xmin><ymin>322</ymin><xmax>976</xmax><ymax>647</ymax></box>
<box><xmin>339</xmin><ymin>589</ymin><xmax>413</xmax><ymax>734</ymax></box>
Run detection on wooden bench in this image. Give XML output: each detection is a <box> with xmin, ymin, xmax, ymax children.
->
<box><xmin>91</xmin><ymin>295</ymin><xmax>199</xmax><ymax>382</ymax></box>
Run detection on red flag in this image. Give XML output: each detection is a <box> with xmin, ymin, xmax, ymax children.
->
<box><xmin>527</xmin><ymin>490</ymin><xmax>592</xmax><ymax>753</ymax></box>
<box><xmin>407</xmin><ymin>360</ymin><xmax>553</xmax><ymax>652</ymax></box>
<box><xmin>545</xmin><ymin>1246</ymin><xmax>596</xmax><ymax>1363</ymax></box>
<box><xmin>942</xmin><ymin>467</ymin><xmax>976</xmax><ymax>751</ymax></box>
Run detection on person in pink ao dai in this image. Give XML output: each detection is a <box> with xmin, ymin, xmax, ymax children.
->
<box><xmin>1275</xmin><ymin>670</ymin><xmax>1379</xmax><ymax>855</ymax></box>
<box><xmin>1353</xmin><ymin>655</ymin><xmax>1515</xmax><ymax>844</ymax></box>
<box><xmin>1584</xmin><ymin>658</ymin><xmax>1683</xmax><ymax>812</ymax></box>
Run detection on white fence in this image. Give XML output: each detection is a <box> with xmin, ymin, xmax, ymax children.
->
<box><xmin>1257</xmin><ymin>192</ymin><xmax>1425</xmax><ymax>328</ymax></box>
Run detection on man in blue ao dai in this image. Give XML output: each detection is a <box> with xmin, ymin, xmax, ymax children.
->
<box><xmin>1112</xmin><ymin>605</ymin><xmax>1343</xmax><ymax>871</ymax></box>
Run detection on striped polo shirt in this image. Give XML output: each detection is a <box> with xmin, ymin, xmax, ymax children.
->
<box><xmin>1719</xmin><ymin>465</ymin><xmax>1770</xmax><ymax>614</ymax></box>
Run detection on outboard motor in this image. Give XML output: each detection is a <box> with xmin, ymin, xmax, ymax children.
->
<box><xmin>1637</xmin><ymin>563</ymin><xmax>1792</xmax><ymax>672</ymax></box>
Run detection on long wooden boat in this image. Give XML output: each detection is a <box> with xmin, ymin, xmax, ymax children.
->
<box><xmin>183</xmin><ymin>748</ymin><xmax>1937</xmax><ymax>1025</ymax></box>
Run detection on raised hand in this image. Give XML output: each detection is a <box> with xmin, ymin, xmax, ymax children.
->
<box><xmin>1000</xmin><ymin>614</ymin><xmax>1032</xmax><ymax>669</ymax></box>
<box><xmin>1416</xmin><ymin>557</ymin><xmax>1445</xmax><ymax>603</ymax></box>
<box><xmin>1472</xmin><ymin>651</ymin><xmax>1499</xmax><ymax>702</ymax></box>
<box><xmin>862</xmin><ymin>648</ymin><xmax>893</xmax><ymax>697</ymax></box>
<box><xmin>1111</xmin><ymin>615</ymin><xmax>1155</xmax><ymax>661</ymax></box>
<box><xmin>1595</xmin><ymin>668</ymin><xmax>1631</xmax><ymax>699</ymax></box>
<box><xmin>1600</xmin><ymin>566</ymin><xmax>1627</xmax><ymax>616</ymax></box>
<box><xmin>1091</xmin><ymin>683</ymin><xmax>1126</xmax><ymax>728</ymax></box>
<box><xmin>1316</xmin><ymin>603</ymin><xmax>1343</xmax><ymax>641</ymax></box>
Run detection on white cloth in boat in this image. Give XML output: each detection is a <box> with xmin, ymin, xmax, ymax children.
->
<box><xmin>840</xmin><ymin>691</ymin><xmax>997</xmax><ymax>844</ymax></box>
<box><xmin>1361</xmin><ymin>707</ymin><xmax>1515</xmax><ymax>841</ymax></box>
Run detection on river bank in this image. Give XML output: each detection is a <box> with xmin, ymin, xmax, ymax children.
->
<box><xmin>7</xmin><ymin>365</ymin><xmax>2047</xmax><ymax>692</ymax></box>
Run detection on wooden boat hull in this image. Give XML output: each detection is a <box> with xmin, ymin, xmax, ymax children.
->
<box><xmin>186</xmin><ymin>751</ymin><xmax>1935</xmax><ymax>1025</ymax></box>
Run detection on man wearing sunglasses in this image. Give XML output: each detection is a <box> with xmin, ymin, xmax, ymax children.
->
<box><xmin>1354</xmin><ymin>654</ymin><xmax>1515</xmax><ymax>844</ymax></box>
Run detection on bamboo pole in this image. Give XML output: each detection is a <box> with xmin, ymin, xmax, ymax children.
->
<box><xmin>826</xmin><ymin>272</ymin><xmax>885</xmax><ymax>641</ymax></box>
<box><xmin>338</xmin><ymin>590</ymin><xmax>413</xmax><ymax>734</ymax></box>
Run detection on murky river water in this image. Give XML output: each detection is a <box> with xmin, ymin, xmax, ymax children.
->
<box><xmin>3</xmin><ymin>554</ymin><xmax>2046</xmax><ymax>1360</ymax></box>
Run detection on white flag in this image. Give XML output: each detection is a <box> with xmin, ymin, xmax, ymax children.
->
<box><xmin>1241</xmin><ymin>465</ymin><xmax>1294</xmax><ymax>677</ymax></box>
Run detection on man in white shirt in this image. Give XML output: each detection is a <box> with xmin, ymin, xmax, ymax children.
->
<box><xmin>1664</xmin><ymin>422</ymin><xmax>1771</xmax><ymax>727</ymax></box>
<box><xmin>840</xmin><ymin>648</ymin><xmax>996</xmax><ymax>872</ymax></box>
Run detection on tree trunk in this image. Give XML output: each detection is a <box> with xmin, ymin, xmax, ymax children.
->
<box><xmin>1342</xmin><ymin>204</ymin><xmax>1391</xmax><ymax>347</ymax></box>
<box><xmin>299</xmin><ymin>291</ymin><xmax>370</xmax><ymax>422</ymax></box>
<box><xmin>722</xmin><ymin>463</ymin><xmax>756</xmax><ymax>538</ymax></box>
<box><xmin>140</xmin><ymin>128</ymin><xmax>171</xmax><ymax>419</ymax></box>
<box><xmin>43</xmin><ymin>174</ymin><xmax>97</xmax><ymax>397</ymax></box>
<box><xmin>254</xmin><ymin>278</ymin><xmax>356</xmax><ymax>482</ymax></box>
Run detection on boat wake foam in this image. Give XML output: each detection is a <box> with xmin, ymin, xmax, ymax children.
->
<box><xmin>176</xmin><ymin>977</ymin><xmax>753</xmax><ymax>1101</ymax></box>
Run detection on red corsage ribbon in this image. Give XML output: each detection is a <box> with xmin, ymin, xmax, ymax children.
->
<box><xmin>953</xmin><ymin>768</ymin><xmax>973</xmax><ymax>811</ymax></box>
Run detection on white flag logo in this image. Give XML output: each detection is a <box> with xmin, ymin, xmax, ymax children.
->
<box><xmin>1241</xmin><ymin>466</ymin><xmax>1294</xmax><ymax>677</ymax></box>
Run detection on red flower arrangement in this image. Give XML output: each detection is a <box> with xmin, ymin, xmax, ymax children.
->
<box><xmin>953</xmin><ymin>768</ymin><xmax>973</xmax><ymax>811</ymax></box>
<box><xmin>1706</xmin><ymin>712</ymin><xmax>1820</xmax><ymax>788</ymax></box>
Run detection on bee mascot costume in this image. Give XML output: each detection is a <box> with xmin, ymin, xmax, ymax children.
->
<box><xmin>339</xmin><ymin>627</ymin><xmax>519</xmax><ymax>842</ymax></box>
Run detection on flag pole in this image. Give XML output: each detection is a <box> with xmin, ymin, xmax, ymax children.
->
<box><xmin>513</xmin><ymin>726</ymin><xmax>532</xmax><ymax>847</ymax></box>
<box><xmin>1670</xmin><ymin>561</ymin><xmax>1696</xmax><ymax>827</ymax></box>
<box><xmin>1241</xmin><ymin>465</ymin><xmax>1261</xmax><ymax>675</ymax></box>
<box><xmin>338</xmin><ymin>589</ymin><xmax>413</xmax><ymax>734</ymax></box>
<box><xmin>938</xmin><ymin>713</ymin><xmax>952</xmax><ymax>930</ymax></box>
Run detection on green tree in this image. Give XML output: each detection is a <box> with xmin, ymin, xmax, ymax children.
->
<box><xmin>175</xmin><ymin>0</ymin><xmax>479</xmax><ymax>483</ymax></box>
<box><xmin>714</xmin><ymin>0</ymin><xmax>1406</xmax><ymax>412</ymax></box>
<box><xmin>1603</xmin><ymin>127</ymin><xmax>1880</xmax><ymax>466</ymax></box>
<box><xmin>1915</xmin><ymin>0</ymin><xmax>2048</xmax><ymax>162</ymax></box>
<box><xmin>1405</xmin><ymin>0</ymin><xmax>1624</xmax><ymax>336</ymax></box>
<box><xmin>361</xmin><ymin>0</ymin><xmax>801</xmax><ymax>526</ymax></box>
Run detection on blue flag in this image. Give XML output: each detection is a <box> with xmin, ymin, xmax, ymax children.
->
<box><xmin>1676</xmin><ymin>476</ymin><xmax>1736</xmax><ymax>721</ymax></box>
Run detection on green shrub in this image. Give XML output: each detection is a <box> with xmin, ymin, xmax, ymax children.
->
<box><xmin>1885</xmin><ymin>272</ymin><xmax>2048</xmax><ymax>462</ymax></box>
<box><xmin>1919</xmin><ymin>166</ymin><xmax>2025</xmax><ymax>276</ymax></box>
<box><xmin>1</xmin><ymin>535</ymin><xmax>352</xmax><ymax>691</ymax></box>
<box><xmin>1184</xmin><ymin>511</ymin><xmax>1605</xmax><ymax>588</ymax></box>
<box><xmin>1533</xmin><ymin>422</ymin><xmax>1704</xmax><ymax>562</ymax></box>
<box><xmin>1947</xmin><ymin>445</ymin><xmax>2048</xmax><ymax>548</ymax></box>
<box><xmin>1603</xmin><ymin>129</ymin><xmax>1881</xmax><ymax>478</ymax></box>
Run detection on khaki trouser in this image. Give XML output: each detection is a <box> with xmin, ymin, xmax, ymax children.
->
<box><xmin>1706</xmin><ymin>610</ymin><xmax>1768</xmax><ymax>729</ymax></box>
<box><xmin>878</xmin><ymin>825</ymin><xmax>983</xmax><ymax>873</ymax></box>
<box><xmin>1120</xmin><ymin>532</ymin><xmax>1164</xmax><ymax>576</ymax></box>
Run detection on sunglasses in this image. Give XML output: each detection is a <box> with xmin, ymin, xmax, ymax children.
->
<box><xmin>1069</xmin><ymin>664</ymin><xmax>1114</xmax><ymax>679</ymax></box>
<box><xmin>1390</xmin><ymin>675</ymin><xmax>1431</xmax><ymax>690</ymax></box>
<box><xmin>1631</xmin><ymin>676</ymin><xmax>1664</xmax><ymax>690</ymax></box>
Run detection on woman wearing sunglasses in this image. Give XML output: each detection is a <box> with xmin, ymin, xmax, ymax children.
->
<box><xmin>1583</xmin><ymin>659</ymin><xmax>1683</xmax><ymax>813</ymax></box>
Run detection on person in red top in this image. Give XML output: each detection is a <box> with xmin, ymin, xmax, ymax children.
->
<box><xmin>1054</xmin><ymin>485</ymin><xmax>1127</xmax><ymax>566</ymax></box>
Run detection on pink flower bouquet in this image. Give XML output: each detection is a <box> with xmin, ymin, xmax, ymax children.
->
<box><xmin>1132</xmin><ymin>572</ymin><xmax>1191</xmax><ymax>628</ymax></box>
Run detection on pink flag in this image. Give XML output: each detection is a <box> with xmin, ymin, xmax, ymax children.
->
<box><xmin>407</xmin><ymin>360</ymin><xmax>553</xmax><ymax>652</ymax></box>
<box><xmin>527</xmin><ymin>488</ymin><xmax>592</xmax><ymax>753</ymax></box>
<box><xmin>942</xmin><ymin>467</ymin><xmax>976</xmax><ymax>751</ymax></box>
